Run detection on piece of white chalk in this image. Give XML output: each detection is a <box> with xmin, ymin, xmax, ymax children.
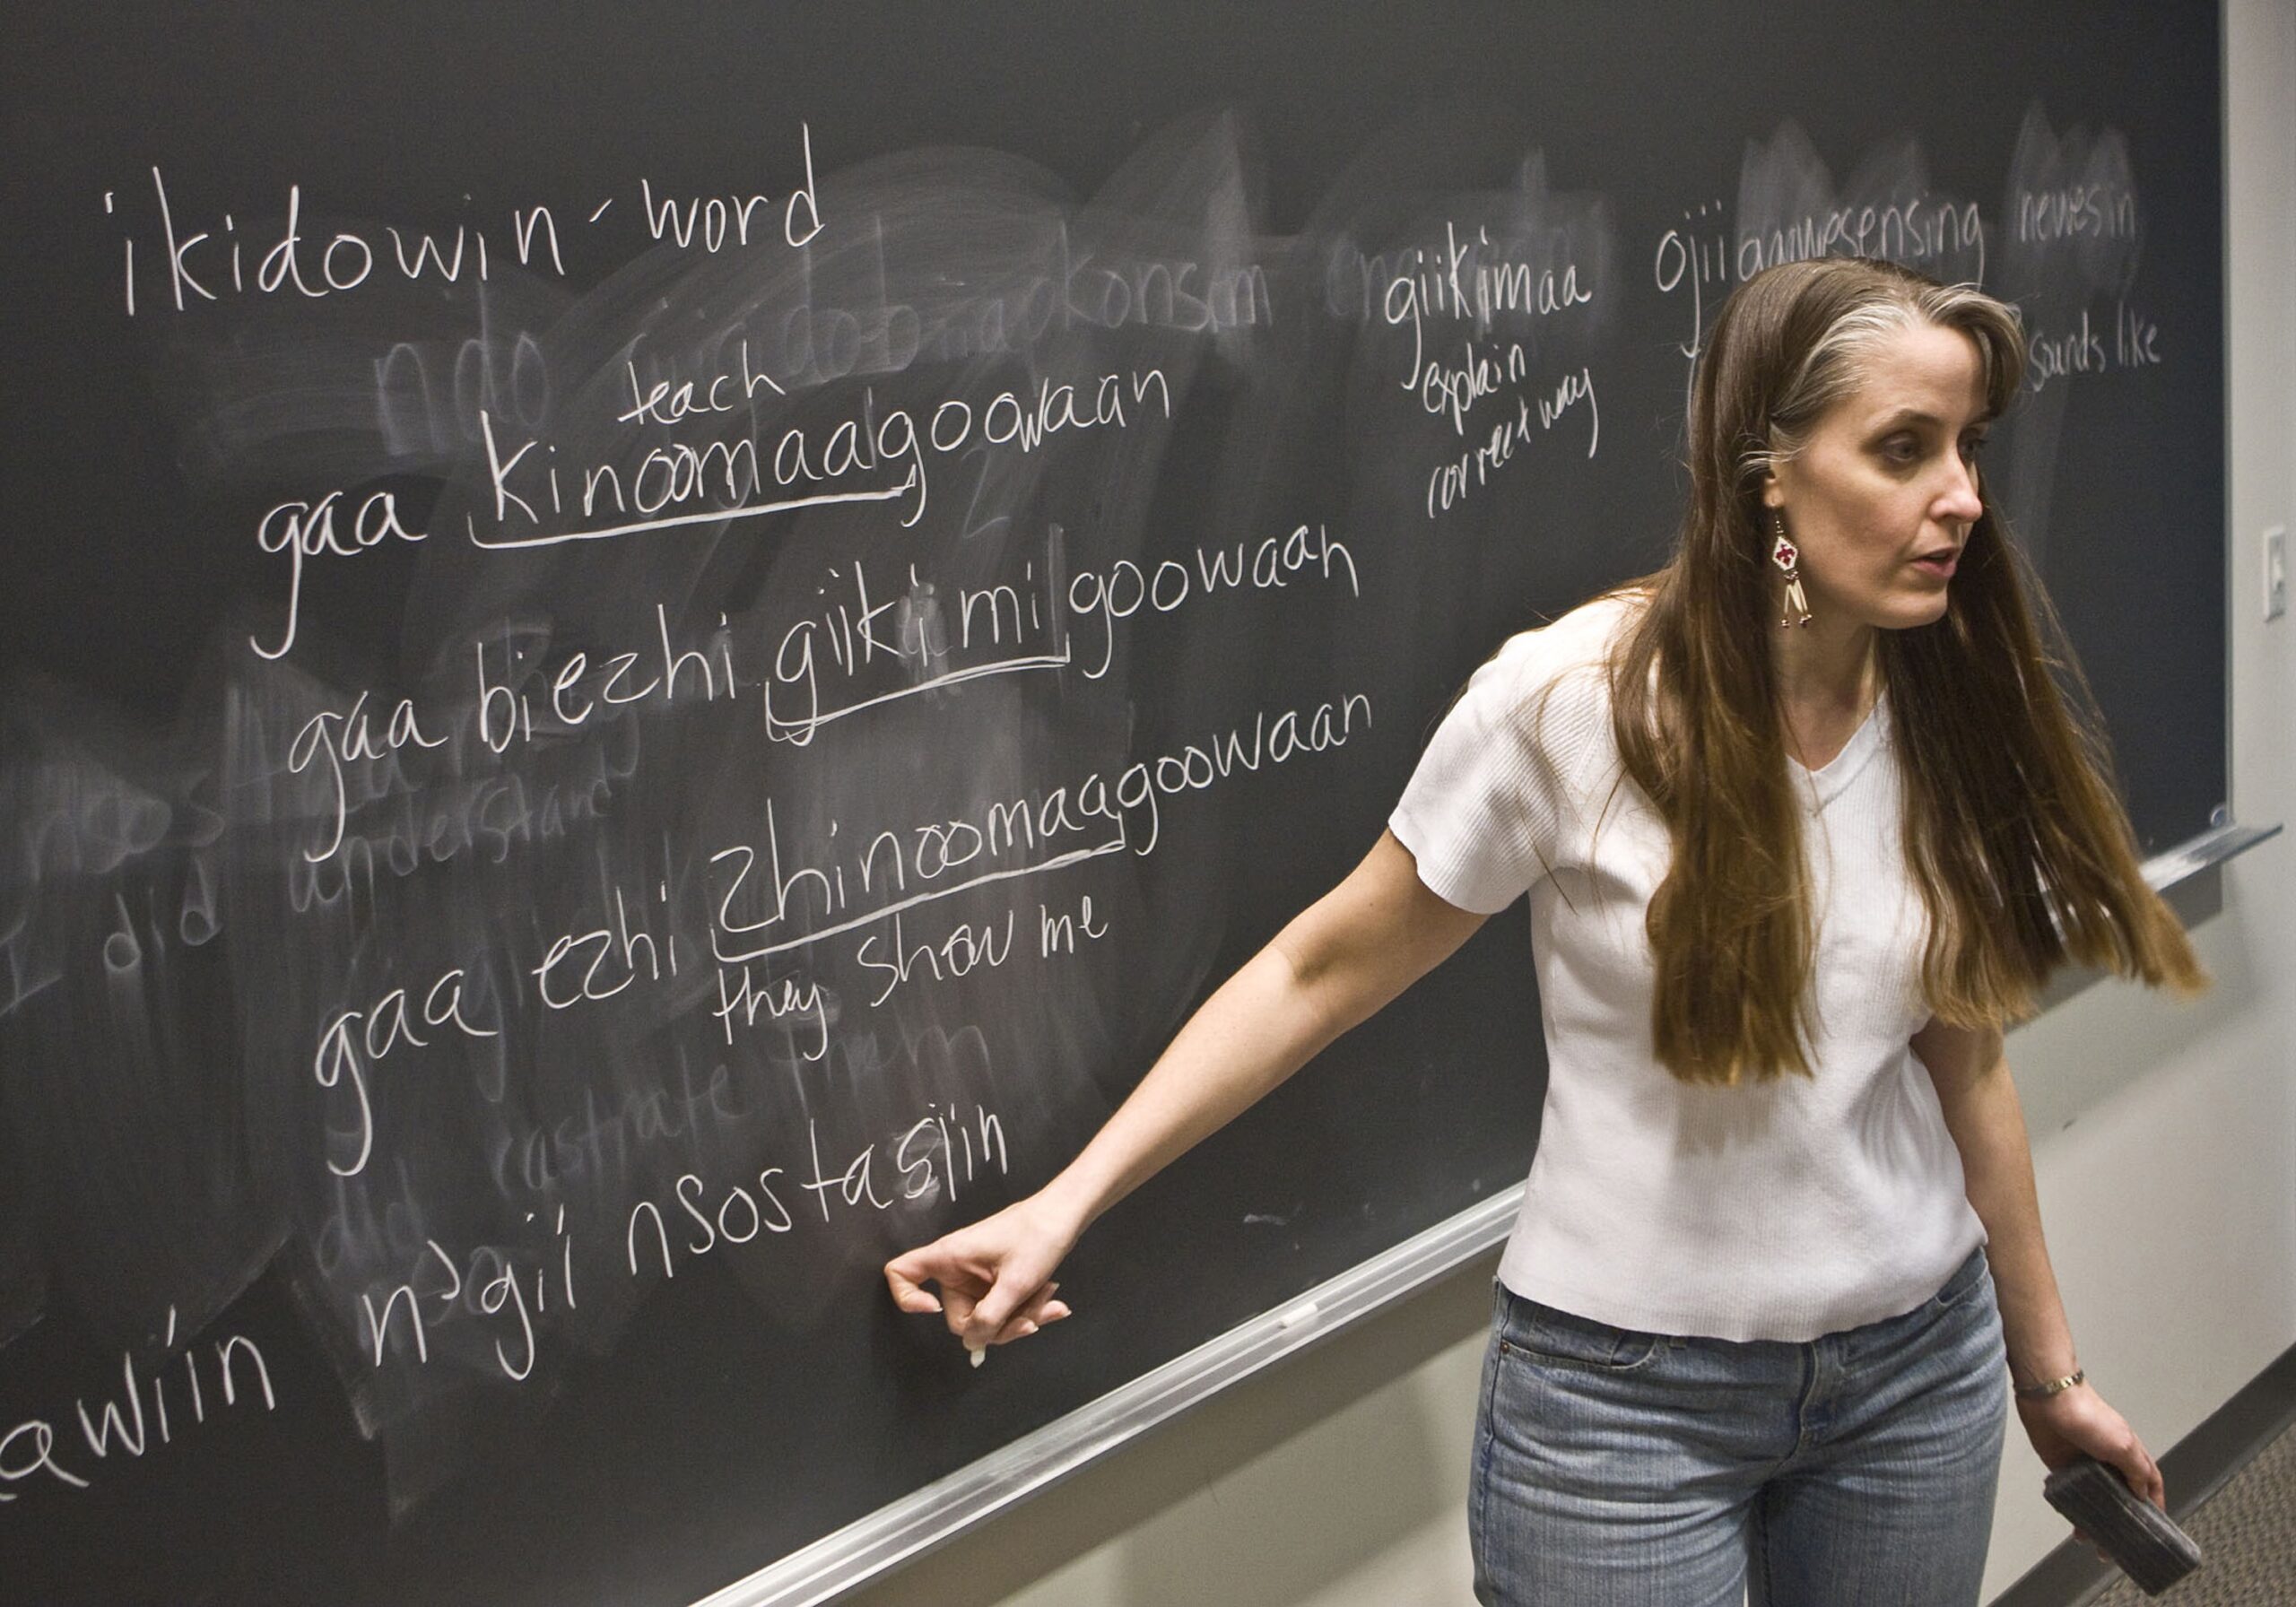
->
<box><xmin>970</xmin><ymin>1346</ymin><xmax>986</xmax><ymax>1368</ymax></box>
<box><xmin>1277</xmin><ymin>1301</ymin><xmax>1320</xmax><ymax>1330</ymax></box>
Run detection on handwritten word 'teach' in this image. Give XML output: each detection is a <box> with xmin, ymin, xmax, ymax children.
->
<box><xmin>251</xmin><ymin>488</ymin><xmax>426</xmax><ymax>661</ymax></box>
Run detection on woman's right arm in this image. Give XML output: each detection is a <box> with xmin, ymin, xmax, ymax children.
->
<box><xmin>883</xmin><ymin>828</ymin><xmax>1489</xmax><ymax>1352</ymax></box>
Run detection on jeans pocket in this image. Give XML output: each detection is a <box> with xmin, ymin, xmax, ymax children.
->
<box><xmin>1498</xmin><ymin>1289</ymin><xmax>1664</xmax><ymax>1374</ymax></box>
<box><xmin>1927</xmin><ymin>1247</ymin><xmax>1993</xmax><ymax>1313</ymax></box>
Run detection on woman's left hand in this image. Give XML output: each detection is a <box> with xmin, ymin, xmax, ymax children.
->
<box><xmin>2015</xmin><ymin>1380</ymin><xmax>2166</xmax><ymax>1561</ymax></box>
<box><xmin>2013</xmin><ymin>1381</ymin><xmax>2163</xmax><ymax>1505</ymax></box>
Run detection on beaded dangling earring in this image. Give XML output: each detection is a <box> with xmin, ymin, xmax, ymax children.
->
<box><xmin>1770</xmin><ymin>512</ymin><xmax>1812</xmax><ymax>629</ymax></box>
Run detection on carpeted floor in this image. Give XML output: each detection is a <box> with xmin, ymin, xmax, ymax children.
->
<box><xmin>2084</xmin><ymin>1420</ymin><xmax>2296</xmax><ymax>1604</ymax></box>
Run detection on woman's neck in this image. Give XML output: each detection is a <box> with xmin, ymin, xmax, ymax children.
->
<box><xmin>1772</xmin><ymin>618</ymin><xmax>1880</xmax><ymax>768</ymax></box>
<box><xmin>1773</xmin><ymin>614</ymin><xmax>1878</xmax><ymax>707</ymax></box>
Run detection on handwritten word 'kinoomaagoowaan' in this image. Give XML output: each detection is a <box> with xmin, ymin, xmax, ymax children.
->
<box><xmin>461</xmin><ymin>368</ymin><xmax>1170</xmax><ymax>552</ymax></box>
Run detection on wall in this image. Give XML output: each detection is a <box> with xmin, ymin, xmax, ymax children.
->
<box><xmin>847</xmin><ymin>3</ymin><xmax>2296</xmax><ymax>1601</ymax></box>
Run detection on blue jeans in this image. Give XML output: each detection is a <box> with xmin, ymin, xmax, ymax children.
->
<box><xmin>1470</xmin><ymin>1247</ymin><xmax>2008</xmax><ymax>1606</ymax></box>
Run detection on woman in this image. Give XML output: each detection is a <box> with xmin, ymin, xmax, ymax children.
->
<box><xmin>884</xmin><ymin>257</ymin><xmax>2205</xmax><ymax>1603</ymax></box>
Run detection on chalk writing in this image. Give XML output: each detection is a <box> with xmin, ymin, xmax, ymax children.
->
<box><xmin>252</xmin><ymin>489</ymin><xmax>427</xmax><ymax>662</ymax></box>
<box><xmin>1380</xmin><ymin>220</ymin><xmax>1594</xmax><ymax>392</ymax></box>
<box><xmin>619</xmin><ymin>1100</ymin><xmax>1004</xmax><ymax>1280</ymax></box>
<box><xmin>636</xmin><ymin>123</ymin><xmax>822</xmax><ymax>252</ymax></box>
<box><xmin>0</xmin><ymin>1311</ymin><xmax>273</xmax><ymax>1505</ymax></box>
<box><xmin>2024</xmin><ymin>300</ymin><xmax>2167</xmax><ymax>391</ymax></box>
<box><xmin>1065</xmin><ymin>525</ymin><xmax>1360</xmax><ymax>681</ymax></box>
<box><xmin>1</xmin><ymin>74</ymin><xmax>2205</xmax><ymax>1591</ymax></box>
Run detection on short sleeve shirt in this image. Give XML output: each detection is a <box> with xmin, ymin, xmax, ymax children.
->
<box><xmin>1390</xmin><ymin>593</ymin><xmax>1985</xmax><ymax>1342</ymax></box>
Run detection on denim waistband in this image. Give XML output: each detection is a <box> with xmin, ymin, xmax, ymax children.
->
<box><xmin>1500</xmin><ymin>1241</ymin><xmax>1992</xmax><ymax>1350</ymax></box>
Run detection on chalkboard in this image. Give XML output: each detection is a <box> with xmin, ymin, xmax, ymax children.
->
<box><xmin>0</xmin><ymin>4</ymin><xmax>2224</xmax><ymax>1603</ymax></box>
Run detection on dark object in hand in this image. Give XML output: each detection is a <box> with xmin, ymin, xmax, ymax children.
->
<box><xmin>2041</xmin><ymin>1455</ymin><xmax>2203</xmax><ymax>1596</ymax></box>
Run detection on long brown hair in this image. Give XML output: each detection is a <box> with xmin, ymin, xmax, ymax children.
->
<box><xmin>1607</xmin><ymin>256</ymin><xmax>2205</xmax><ymax>1086</ymax></box>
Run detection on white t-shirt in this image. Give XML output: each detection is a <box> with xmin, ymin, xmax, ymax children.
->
<box><xmin>1389</xmin><ymin>592</ymin><xmax>1986</xmax><ymax>1342</ymax></box>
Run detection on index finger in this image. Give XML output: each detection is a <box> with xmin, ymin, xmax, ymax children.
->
<box><xmin>2101</xmin><ymin>1442</ymin><xmax>2163</xmax><ymax>1509</ymax></box>
<box><xmin>961</xmin><ymin>1267</ymin><xmax>1055</xmax><ymax>1351</ymax></box>
<box><xmin>883</xmin><ymin>1249</ymin><xmax>947</xmax><ymax>1315</ymax></box>
<box><xmin>2135</xmin><ymin>1452</ymin><xmax>2166</xmax><ymax>1509</ymax></box>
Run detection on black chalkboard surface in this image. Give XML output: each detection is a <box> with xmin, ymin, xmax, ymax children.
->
<box><xmin>0</xmin><ymin>4</ymin><xmax>2223</xmax><ymax>1603</ymax></box>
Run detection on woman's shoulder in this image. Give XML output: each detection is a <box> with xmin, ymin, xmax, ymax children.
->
<box><xmin>1479</xmin><ymin>587</ymin><xmax>1647</xmax><ymax>698</ymax></box>
<box><xmin>1443</xmin><ymin>588</ymin><xmax>1646</xmax><ymax>776</ymax></box>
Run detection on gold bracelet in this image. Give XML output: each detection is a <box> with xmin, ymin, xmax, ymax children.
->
<box><xmin>2014</xmin><ymin>1368</ymin><xmax>2086</xmax><ymax>1399</ymax></box>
